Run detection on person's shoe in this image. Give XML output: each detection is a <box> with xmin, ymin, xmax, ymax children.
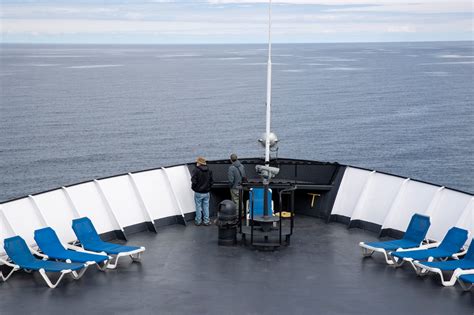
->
<box><xmin>194</xmin><ymin>221</ymin><xmax>202</xmax><ymax>226</ymax></box>
<box><xmin>203</xmin><ymin>222</ymin><xmax>211</xmax><ymax>226</ymax></box>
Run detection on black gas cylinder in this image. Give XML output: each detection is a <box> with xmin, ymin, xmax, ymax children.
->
<box><xmin>217</xmin><ymin>200</ymin><xmax>238</xmax><ymax>246</ymax></box>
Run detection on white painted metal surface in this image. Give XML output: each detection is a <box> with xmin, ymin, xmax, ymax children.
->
<box><xmin>456</xmin><ymin>198</ymin><xmax>474</xmax><ymax>245</ymax></box>
<box><xmin>332</xmin><ymin>166</ymin><xmax>474</xmax><ymax>243</ymax></box>
<box><xmin>264</xmin><ymin>0</ymin><xmax>273</xmax><ymax>163</ymax></box>
<box><xmin>163</xmin><ymin>166</ymin><xmax>195</xmax><ymax>215</ymax></box>
<box><xmin>0</xmin><ymin>162</ymin><xmax>472</xmax><ymax>259</ymax></box>
<box><xmin>0</xmin><ymin>164</ymin><xmax>196</xmax><ymax>257</ymax></box>
<box><xmin>426</xmin><ymin>189</ymin><xmax>472</xmax><ymax>242</ymax></box>
<box><xmin>131</xmin><ymin>169</ymin><xmax>182</xmax><ymax>220</ymax></box>
<box><xmin>32</xmin><ymin>189</ymin><xmax>78</xmax><ymax>243</ymax></box>
<box><xmin>66</xmin><ymin>182</ymin><xmax>120</xmax><ymax>235</ymax></box>
<box><xmin>381</xmin><ymin>180</ymin><xmax>439</xmax><ymax>231</ymax></box>
<box><xmin>98</xmin><ymin>175</ymin><xmax>148</xmax><ymax>229</ymax></box>
<box><xmin>1</xmin><ymin>198</ymin><xmax>45</xmax><ymax>246</ymax></box>
<box><xmin>331</xmin><ymin>167</ymin><xmax>373</xmax><ymax>218</ymax></box>
<box><xmin>350</xmin><ymin>172</ymin><xmax>405</xmax><ymax>225</ymax></box>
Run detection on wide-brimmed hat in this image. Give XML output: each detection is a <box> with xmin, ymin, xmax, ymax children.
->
<box><xmin>196</xmin><ymin>156</ymin><xmax>207</xmax><ymax>165</ymax></box>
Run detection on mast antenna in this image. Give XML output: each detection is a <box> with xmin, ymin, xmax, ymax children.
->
<box><xmin>264</xmin><ymin>0</ymin><xmax>273</xmax><ymax>165</ymax></box>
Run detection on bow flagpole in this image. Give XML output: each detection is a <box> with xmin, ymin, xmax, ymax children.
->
<box><xmin>264</xmin><ymin>0</ymin><xmax>272</xmax><ymax>165</ymax></box>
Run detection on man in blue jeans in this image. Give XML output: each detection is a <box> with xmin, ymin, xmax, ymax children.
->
<box><xmin>191</xmin><ymin>156</ymin><xmax>214</xmax><ymax>226</ymax></box>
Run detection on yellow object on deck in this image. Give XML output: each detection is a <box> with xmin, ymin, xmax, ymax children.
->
<box><xmin>307</xmin><ymin>193</ymin><xmax>321</xmax><ymax>208</ymax></box>
<box><xmin>276</xmin><ymin>211</ymin><xmax>293</xmax><ymax>218</ymax></box>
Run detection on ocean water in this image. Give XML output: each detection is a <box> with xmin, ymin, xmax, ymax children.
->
<box><xmin>0</xmin><ymin>42</ymin><xmax>473</xmax><ymax>201</ymax></box>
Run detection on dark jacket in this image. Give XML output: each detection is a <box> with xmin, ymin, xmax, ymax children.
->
<box><xmin>191</xmin><ymin>165</ymin><xmax>214</xmax><ymax>193</ymax></box>
<box><xmin>228</xmin><ymin>160</ymin><xmax>246</xmax><ymax>189</ymax></box>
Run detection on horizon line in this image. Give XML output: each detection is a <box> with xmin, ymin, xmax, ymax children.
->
<box><xmin>1</xmin><ymin>39</ymin><xmax>473</xmax><ymax>45</ymax></box>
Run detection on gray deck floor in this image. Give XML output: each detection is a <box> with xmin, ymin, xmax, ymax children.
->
<box><xmin>1</xmin><ymin>216</ymin><xmax>473</xmax><ymax>314</ymax></box>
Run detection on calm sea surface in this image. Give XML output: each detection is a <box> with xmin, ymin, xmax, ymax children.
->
<box><xmin>0</xmin><ymin>42</ymin><xmax>473</xmax><ymax>201</ymax></box>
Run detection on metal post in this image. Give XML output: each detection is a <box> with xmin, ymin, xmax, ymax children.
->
<box><xmin>238</xmin><ymin>186</ymin><xmax>243</xmax><ymax>233</ymax></box>
<box><xmin>263</xmin><ymin>183</ymin><xmax>269</xmax><ymax>217</ymax></box>
<box><xmin>264</xmin><ymin>0</ymin><xmax>272</xmax><ymax>164</ymax></box>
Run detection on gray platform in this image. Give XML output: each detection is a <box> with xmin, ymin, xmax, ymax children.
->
<box><xmin>0</xmin><ymin>216</ymin><xmax>472</xmax><ymax>314</ymax></box>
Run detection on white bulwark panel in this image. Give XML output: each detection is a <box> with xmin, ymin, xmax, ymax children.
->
<box><xmin>333</xmin><ymin>166</ymin><xmax>473</xmax><ymax>243</ymax></box>
<box><xmin>0</xmin><ymin>209</ymin><xmax>15</xmax><ymax>255</ymax></box>
<box><xmin>33</xmin><ymin>189</ymin><xmax>78</xmax><ymax>243</ymax></box>
<box><xmin>331</xmin><ymin>167</ymin><xmax>372</xmax><ymax>218</ymax></box>
<box><xmin>1</xmin><ymin>198</ymin><xmax>46</xmax><ymax>246</ymax></box>
<box><xmin>164</xmin><ymin>165</ymin><xmax>195</xmax><ymax>215</ymax></box>
<box><xmin>350</xmin><ymin>173</ymin><xmax>405</xmax><ymax>225</ymax></box>
<box><xmin>98</xmin><ymin>175</ymin><xmax>148</xmax><ymax>228</ymax></box>
<box><xmin>426</xmin><ymin>189</ymin><xmax>472</xmax><ymax>243</ymax></box>
<box><xmin>66</xmin><ymin>182</ymin><xmax>119</xmax><ymax>234</ymax></box>
<box><xmin>456</xmin><ymin>198</ymin><xmax>474</xmax><ymax>245</ymax></box>
<box><xmin>382</xmin><ymin>180</ymin><xmax>439</xmax><ymax>231</ymax></box>
<box><xmin>0</xmin><ymin>162</ymin><xmax>472</xmax><ymax>256</ymax></box>
<box><xmin>131</xmin><ymin>169</ymin><xmax>181</xmax><ymax>220</ymax></box>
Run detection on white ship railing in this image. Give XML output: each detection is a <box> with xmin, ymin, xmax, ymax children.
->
<box><xmin>0</xmin><ymin>165</ymin><xmax>194</xmax><ymax>257</ymax></box>
<box><xmin>0</xmin><ymin>162</ymin><xmax>472</xmax><ymax>259</ymax></box>
<box><xmin>332</xmin><ymin>166</ymin><xmax>473</xmax><ymax>245</ymax></box>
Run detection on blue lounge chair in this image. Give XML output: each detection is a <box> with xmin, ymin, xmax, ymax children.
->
<box><xmin>413</xmin><ymin>239</ymin><xmax>474</xmax><ymax>286</ymax></box>
<box><xmin>457</xmin><ymin>273</ymin><xmax>474</xmax><ymax>291</ymax></box>
<box><xmin>359</xmin><ymin>214</ymin><xmax>431</xmax><ymax>264</ymax></box>
<box><xmin>72</xmin><ymin>217</ymin><xmax>145</xmax><ymax>269</ymax></box>
<box><xmin>34</xmin><ymin>227</ymin><xmax>110</xmax><ymax>271</ymax></box>
<box><xmin>3</xmin><ymin>236</ymin><xmax>87</xmax><ymax>288</ymax></box>
<box><xmin>390</xmin><ymin>227</ymin><xmax>469</xmax><ymax>270</ymax></box>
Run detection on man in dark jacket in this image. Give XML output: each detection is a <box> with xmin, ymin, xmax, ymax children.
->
<box><xmin>228</xmin><ymin>153</ymin><xmax>246</xmax><ymax>207</ymax></box>
<box><xmin>191</xmin><ymin>156</ymin><xmax>213</xmax><ymax>226</ymax></box>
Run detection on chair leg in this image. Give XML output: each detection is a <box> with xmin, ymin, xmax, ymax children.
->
<box><xmin>106</xmin><ymin>255</ymin><xmax>120</xmax><ymax>270</ymax></box>
<box><xmin>96</xmin><ymin>259</ymin><xmax>110</xmax><ymax>271</ymax></box>
<box><xmin>439</xmin><ymin>270</ymin><xmax>457</xmax><ymax>287</ymax></box>
<box><xmin>407</xmin><ymin>260</ymin><xmax>419</xmax><ymax>272</ymax></box>
<box><xmin>361</xmin><ymin>247</ymin><xmax>374</xmax><ymax>257</ymax></box>
<box><xmin>458</xmin><ymin>278</ymin><xmax>473</xmax><ymax>291</ymax></box>
<box><xmin>39</xmin><ymin>269</ymin><xmax>70</xmax><ymax>289</ymax></box>
<box><xmin>0</xmin><ymin>265</ymin><xmax>19</xmax><ymax>282</ymax></box>
<box><xmin>382</xmin><ymin>251</ymin><xmax>395</xmax><ymax>265</ymax></box>
<box><xmin>130</xmin><ymin>252</ymin><xmax>142</xmax><ymax>262</ymax></box>
<box><xmin>414</xmin><ymin>262</ymin><xmax>429</xmax><ymax>276</ymax></box>
<box><xmin>391</xmin><ymin>256</ymin><xmax>405</xmax><ymax>268</ymax></box>
<box><xmin>71</xmin><ymin>266</ymin><xmax>88</xmax><ymax>280</ymax></box>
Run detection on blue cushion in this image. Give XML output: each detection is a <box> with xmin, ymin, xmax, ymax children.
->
<box><xmin>365</xmin><ymin>239</ymin><xmax>419</xmax><ymax>251</ymax></box>
<box><xmin>3</xmin><ymin>236</ymin><xmax>84</xmax><ymax>272</ymax></box>
<box><xmin>364</xmin><ymin>214</ymin><xmax>430</xmax><ymax>251</ymax></box>
<box><xmin>391</xmin><ymin>227</ymin><xmax>468</xmax><ymax>261</ymax></box>
<box><xmin>72</xmin><ymin>217</ymin><xmax>141</xmax><ymax>255</ymax></box>
<box><xmin>437</xmin><ymin>227</ymin><xmax>469</xmax><ymax>253</ymax></box>
<box><xmin>35</xmin><ymin>227</ymin><xmax>108</xmax><ymax>264</ymax></box>
<box><xmin>404</xmin><ymin>214</ymin><xmax>431</xmax><ymax>244</ymax></box>
<box><xmin>392</xmin><ymin>248</ymin><xmax>454</xmax><ymax>260</ymax></box>
<box><xmin>419</xmin><ymin>259</ymin><xmax>474</xmax><ymax>271</ymax></box>
<box><xmin>80</xmin><ymin>241</ymin><xmax>141</xmax><ymax>255</ymax></box>
<box><xmin>463</xmin><ymin>239</ymin><xmax>474</xmax><ymax>260</ymax></box>
<box><xmin>459</xmin><ymin>274</ymin><xmax>474</xmax><ymax>284</ymax></box>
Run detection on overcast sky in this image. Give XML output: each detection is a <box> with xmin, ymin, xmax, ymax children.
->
<box><xmin>1</xmin><ymin>0</ymin><xmax>473</xmax><ymax>43</ymax></box>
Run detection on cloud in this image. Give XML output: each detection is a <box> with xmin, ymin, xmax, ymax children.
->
<box><xmin>1</xmin><ymin>0</ymin><xmax>472</xmax><ymax>43</ymax></box>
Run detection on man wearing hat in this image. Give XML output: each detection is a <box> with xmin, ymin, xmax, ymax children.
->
<box><xmin>191</xmin><ymin>156</ymin><xmax>214</xmax><ymax>226</ymax></box>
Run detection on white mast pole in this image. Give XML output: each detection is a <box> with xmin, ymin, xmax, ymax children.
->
<box><xmin>264</xmin><ymin>0</ymin><xmax>273</xmax><ymax>165</ymax></box>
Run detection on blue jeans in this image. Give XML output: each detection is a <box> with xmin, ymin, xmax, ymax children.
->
<box><xmin>194</xmin><ymin>192</ymin><xmax>210</xmax><ymax>224</ymax></box>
